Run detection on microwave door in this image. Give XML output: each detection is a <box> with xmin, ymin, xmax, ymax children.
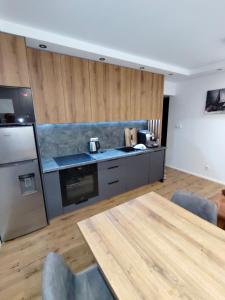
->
<box><xmin>0</xmin><ymin>126</ymin><xmax>37</xmax><ymax>164</ymax></box>
<box><xmin>0</xmin><ymin>87</ymin><xmax>35</xmax><ymax>124</ymax></box>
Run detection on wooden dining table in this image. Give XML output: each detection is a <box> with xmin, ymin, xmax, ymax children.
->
<box><xmin>78</xmin><ymin>192</ymin><xmax>225</xmax><ymax>300</ymax></box>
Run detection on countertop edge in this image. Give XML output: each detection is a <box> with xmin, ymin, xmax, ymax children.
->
<box><xmin>41</xmin><ymin>146</ymin><xmax>167</xmax><ymax>174</ymax></box>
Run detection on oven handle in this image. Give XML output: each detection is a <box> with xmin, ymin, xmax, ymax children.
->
<box><xmin>75</xmin><ymin>198</ymin><xmax>89</xmax><ymax>205</ymax></box>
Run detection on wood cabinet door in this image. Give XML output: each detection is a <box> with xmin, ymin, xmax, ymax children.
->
<box><xmin>153</xmin><ymin>73</ymin><xmax>164</xmax><ymax>120</ymax></box>
<box><xmin>106</xmin><ymin>64</ymin><xmax>131</xmax><ymax>121</ymax></box>
<box><xmin>61</xmin><ymin>55</ymin><xmax>92</xmax><ymax>122</ymax></box>
<box><xmin>89</xmin><ymin>61</ymin><xmax>131</xmax><ymax>121</ymax></box>
<box><xmin>0</xmin><ymin>32</ymin><xmax>30</xmax><ymax>87</ymax></box>
<box><xmin>130</xmin><ymin>70</ymin><xmax>164</xmax><ymax>120</ymax></box>
<box><xmin>130</xmin><ymin>69</ymin><xmax>142</xmax><ymax>120</ymax></box>
<box><xmin>27</xmin><ymin>48</ymin><xmax>66</xmax><ymax>123</ymax></box>
<box><xmin>89</xmin><ymin>61</ymin><xmax>107</xmax><ymax>122</ymax></box>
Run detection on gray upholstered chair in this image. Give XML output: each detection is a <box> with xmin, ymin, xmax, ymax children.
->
<box><xmin>171</xmin><ymin>191</ymin><xmax>217</xmax><ymax>225</ymax></box>
<box><xmin>42</xmin><ymin>252</ymin><xmax>115</xmax><ymax>300</ymax></box>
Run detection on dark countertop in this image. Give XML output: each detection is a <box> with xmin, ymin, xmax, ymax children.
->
<box><xmin>41</xmin><ymin>146</ymin><xmax>166</xmax><ymax>173</ymax></box>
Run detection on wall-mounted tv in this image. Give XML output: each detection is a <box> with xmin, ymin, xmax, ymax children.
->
<box><xmin>205</xmin><ymin>88</ymin><xmax>225</xmax><ymax>113</ymax></box>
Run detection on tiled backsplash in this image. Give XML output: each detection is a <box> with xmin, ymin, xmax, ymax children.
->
<box><xmin>37</xmin><ymin>121</ymin><xmax>147</xmax><ymax>159</ymax></box>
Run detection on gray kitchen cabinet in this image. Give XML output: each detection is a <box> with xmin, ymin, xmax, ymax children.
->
<box><xmin>42</xmin><ymin>171</ymin><xmax>63</xmax><ymax>219</ymax></box>
<box><xmin>98</xmin><ymin>158</ymin><xmax>127</xmax><ymax>199</ymax></box>
<box><xmin>124</xmin><ymin>154</ymin><xmax>149</xmax><ymax>191</ymax></box>
<box><xmin>98</xmin><ymin>153</ymin><xmax>150</xmax><ymax>199</ymax></box>
<box><xmin>148</xmin><ymin>149</ymin><xmax>165</xmax><ymax>183</ymax></box>
<box><xmin>42</xmin><ymin>148</ymin><xmax>166</xmax><ymax>219</ymax></box>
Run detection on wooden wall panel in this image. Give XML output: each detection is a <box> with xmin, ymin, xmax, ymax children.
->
<box><xmin>0</xmin><ymin>32</ymin><xmax>30</xmax><ymax>87</ymax></box>
<box><xmin>27</xmin><ymin>48</ymin><xmax>66</xmax><ymax>123</ymax></box>
<box><xmin>61</xmin><ymin>55</ymin><xmax>92</xmax><ymax>122</ymax></box>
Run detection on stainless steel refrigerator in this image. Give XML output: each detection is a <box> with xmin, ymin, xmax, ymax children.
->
<box><xmin>0</xmin><ymin>126</ymin><xmax>47</xmax><ymax>242</ymax></box>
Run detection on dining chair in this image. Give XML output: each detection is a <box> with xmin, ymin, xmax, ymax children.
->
<box><xmin>171</xmin><ymin>190</ymin><xmax>217</xmax><ymax>224</ymax></box>
<box><xmin>42</xmin><ymin>252</ymin><xmax>115</xmax><ymax>300</ymax></box>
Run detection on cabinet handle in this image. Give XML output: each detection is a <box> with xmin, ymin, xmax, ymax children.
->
<box><xmin>108</xmin><ymin>166</ymin><xmax>119</xmax><ymax>170</ymax></box>
<box><xmin>108</xmin><ymin>180</ymin><xmax>119</xmax><ymax>185</ymax></box>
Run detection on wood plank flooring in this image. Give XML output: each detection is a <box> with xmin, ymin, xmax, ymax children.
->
<box><xmin>0</xmin><ymin>167</ymin><xmax>223</xmax><ymax>300</ymax></box>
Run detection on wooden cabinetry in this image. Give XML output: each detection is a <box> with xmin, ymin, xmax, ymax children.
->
<box><xmin>61</xmin><ymin>55</ymin><xmax>92</xmax><ymax>122</ymax></box>
<box><xmin>89</xmin><ymin>61</ymin><xmax>131</xmax><ymax>121</ymax></box>
<box><xmin>27</xmin><ymin>48</ymin><xmax>164</xmax><ymax>123</ymax></box>
<box><xmin>105</xmin><ymin>64</ymin><xmax>131</xmax><ymax>121</ymax></box>
<box><xmin>88</xmin><ymin>61</ymin><xmax>107</xmax><ymax>121</ymax></box>
<box><xmin>27</xmin><ymin>48</ymin><xmax>66</xmax><ymax>123</ymax></box>
<box><xmin>130</xmin><ymin>69</ymin><xmax>164</xmax><ymax>120</ymax></box>
<box><xmin>0</xmin><ymin>32</ymin><xmax>30</xmax><ymax>87</ymax></box>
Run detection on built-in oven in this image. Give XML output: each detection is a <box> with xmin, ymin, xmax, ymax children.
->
<box><xmin>0</xmin><ymin>86</ymin><xmax>35</xmax><ymax>125</ymax></box>
<box><xmin>59</xmin><ymin>164</ymin><xmax>99</xmax><ymax>206</ymax></box>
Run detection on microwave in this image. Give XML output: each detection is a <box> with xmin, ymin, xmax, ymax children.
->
<box><xmin>0</xmin><ymin>86</ymin><xmax>35</xmax><ymax>125</ymax></box>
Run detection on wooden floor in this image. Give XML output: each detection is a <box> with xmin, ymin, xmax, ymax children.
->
<box><xmin>0</xmin><ymin>167</ymin><xmax>223</xmax><ymax>300</ymax></box>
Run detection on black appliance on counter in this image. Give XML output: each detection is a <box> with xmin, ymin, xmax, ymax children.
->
<box><xmin>59</xmin><ymin>164</ymin><xmax>99</xmax><ymax>206</ymax></box>
<box><xmin>0</xmin><ymin>86</ymin><xmax>35</xmax><ymax>124</ymax></box>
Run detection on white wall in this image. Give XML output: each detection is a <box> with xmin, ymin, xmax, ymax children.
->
<box><xmin>164</xmin><ymin>80</ymin><xmax>176</xmax><ymax>96</ymax></box>
<box><xmin>166</xmin><ymin>72</ymin><xmax>225</xmax><ymax>185</ymax></box>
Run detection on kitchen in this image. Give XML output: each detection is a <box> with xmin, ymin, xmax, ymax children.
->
<box><xmin>0</xmin><ymin>31</ymin><xmax>165</xmax><ymax>241</ymax></box>
<box><xmin>1</xmin><ymin>2</ymin><xmax>225</xmax><ymax>298</ymax></box>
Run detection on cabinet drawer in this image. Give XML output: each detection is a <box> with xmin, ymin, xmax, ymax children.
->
<box><xmin>98</xmin><ymin>159</ymin><xmax>125</xmax><ymax>171</ymax></box>
<box><xmin>98</xmin><ymin>167</ymin><xmax>124</xmax><ymax>184</ymax></box>
<box><xmin>99</xmin><ymin>179</ymin><xmax>125</xmax><ymax>199</ymax></box>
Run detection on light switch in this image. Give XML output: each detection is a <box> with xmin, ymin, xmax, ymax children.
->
<box><xmin>175</xmin><ymin>123</ymin><xmax>182</xmax><ymax>129</ymax></box>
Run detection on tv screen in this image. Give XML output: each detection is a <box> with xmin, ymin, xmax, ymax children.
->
<box><xmin>205</xmin><ymin>88</ymin><xmax>225</xmax><ymax>113</ymax></box>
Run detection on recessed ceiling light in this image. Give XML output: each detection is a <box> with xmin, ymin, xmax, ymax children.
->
<box><xmin>99</xmin><ymin>57</ymin><xmax>106</xmax><ymax>61</ymax></box>
<box><xmin>168</xmin><ymin>73</ymin><xmax>174</xmax><ymax>76</ymax></box>
<box><xmin>39</xmin><ymin>44</ymin><xmax>47</xmax><ymax>49</ymax></box>
<box><xmin>217</xmin><ymin>68</ymin><xmax>223</xmax><ymax>71</ymax></box>
<box><xmin>140</xmin><ymin>66</ymin><xmax>145</xmax><ymax>70</ymax></box>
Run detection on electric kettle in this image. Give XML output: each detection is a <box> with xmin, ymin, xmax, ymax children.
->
<box><xmin>88</xmin><ymin>137</ymin><xmax>100</xmax><ymax>153</ymax></box>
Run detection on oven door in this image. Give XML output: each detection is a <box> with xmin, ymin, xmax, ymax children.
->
<box><xmin>59</xmin><ymin>164</ymin><xmax>99</xmax><ymax>206</ymax></box>
<box><xmin>0</xmin><ymin>87</ymin><xmax>35</xmax><ymax>124</ymax></box>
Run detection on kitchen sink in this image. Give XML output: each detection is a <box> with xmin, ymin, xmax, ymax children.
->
<box><xmin>117</xmin><ymin>147</ymin><xmax>141</xmax><ymax>153</ymax></box>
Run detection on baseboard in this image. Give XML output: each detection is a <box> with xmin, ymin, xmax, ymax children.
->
<box><xmin>166</xmin><ymin>164</ymin><xmax>225</xmax><ymax>186</ymax></box>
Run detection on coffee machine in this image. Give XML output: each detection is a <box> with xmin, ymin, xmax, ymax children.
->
<box><xmin>138</xmin><ymin>130</ymin><xmax>154</xmax><ymax>148</ymax></box>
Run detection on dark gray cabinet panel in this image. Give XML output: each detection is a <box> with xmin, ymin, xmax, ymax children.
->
<box><xmin>98</xmin><ymin>154</ymin><xmax>151</xmax><ymax>199</ymax></box>
<box><xmin>98</xmin><ymin>179</ymin><xmax>125</xmax><ymax>199</ymax></box>
<box><xmin>124</xmin><ymin>154</ymin><xmax>149</xmax><ymax>191</ymax></box>
<box><xmin>42</xmin><ymin>149</ymin><xmax>166</xmax><ymax>219</ymax></box>
<box><xmin>98</xmin><ymin>158</ymin><xmax>126</xmax><ymax>199</ymax></box>
<box><xmin>149</xmin><ymin>150</ymin><xmax>165</xmax><ymax>183</ymax></box>
<box><xmin>42</xmin><ymin>171</ymin><xmax>63</xmax><ymax>219</ymax></box>
<box><xmin>98</xmin><ymin>158</ymin><xmax>125</xmax><ymax>171</ymax></box>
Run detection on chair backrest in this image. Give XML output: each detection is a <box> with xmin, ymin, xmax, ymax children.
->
<box><xmin>171</xmin><ymin>191</ymin><xmax>218</xmax><ymax>224</ymax></box>
<box><xmin>42</xmin><ymin>252</ymin><xmax>75</xmax><ymax>300</ymax></box>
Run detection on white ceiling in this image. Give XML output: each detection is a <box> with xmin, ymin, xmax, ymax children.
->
<box><xmin>1</xmin><ymin>0</ymin><xmax>225</xmax><ymax>79</ymax></box>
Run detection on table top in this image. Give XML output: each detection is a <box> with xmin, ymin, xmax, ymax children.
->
<box><xmin>78</xmin><ymin>192</ymin><xmax>225</xmax><ymax>300</ymax></box>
